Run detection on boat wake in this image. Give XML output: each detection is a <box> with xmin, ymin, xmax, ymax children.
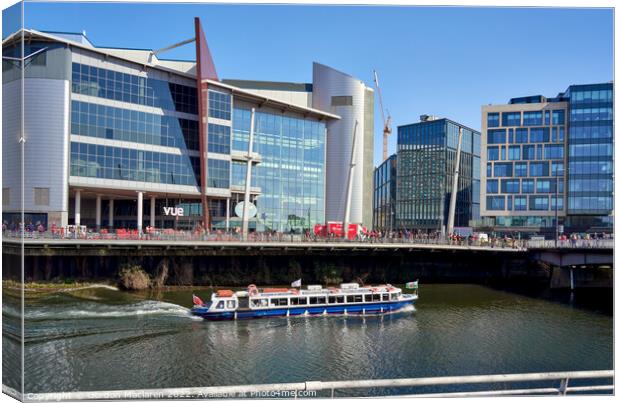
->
<box><xmin>19</xmin><ymin>300</ymin><xmax>201</xmax><ymax>321</ymax></box>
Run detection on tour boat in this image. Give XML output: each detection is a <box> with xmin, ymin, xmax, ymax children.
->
<box><xmin>191</xmin><ymin>282</ymin><xmax>418</xmax><ymax>321</ymax></box>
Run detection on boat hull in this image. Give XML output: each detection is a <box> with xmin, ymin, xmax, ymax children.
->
<box><xmin>191</xmin><ymin>297</ymin><xmax>416</xmax><ymax>321</ymax></box>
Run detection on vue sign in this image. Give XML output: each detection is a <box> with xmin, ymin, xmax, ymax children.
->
<box><xmin>163</xmin><ymin>207</ymin><xmax>184</xmax><ymax>217</ymax></box>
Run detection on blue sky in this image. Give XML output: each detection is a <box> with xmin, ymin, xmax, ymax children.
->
<box><xmin>3</xmin><ymin>2</ymin><xmax>613</xmax><ymax>166</ymax></box>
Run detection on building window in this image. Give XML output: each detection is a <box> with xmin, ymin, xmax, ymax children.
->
<box><xmin>536</xmin><ymin>180</ymin><xmax>551</xmax><ymax>193</ymax></box>
<box><xmin>551</xmin><ymin>196</ymin><xmax>564</xmax><ymax>211</ymax></box>
<box><xmin>331</xmin><ymin>96</ymin><xmax>353</xmax><ymax>106</ymax></box>
<box><xmin>544</xmin><ymin>144</ymin><xmax>564</xmax><ymax>159</ymax></box>
<box><xmin>208</xmin><ymin>91</ymin><xmax>231</xmax><ymax>120</ymax></box>
<box><xmin>514</xmin><ymin>128</ymin><xmax>528</xmax><ymax>143</ymax></box>
<box><xmin>529</xmin><ymin>162</ymin><xmax>549</xmax><ymax>177</ymax></box>
<box><xmin>522</xmin><ymin>145</ymin><xmax>536</xmax><ymax>160</ymax></box>
<box><xmin>514</xmin><ymin>196</ymin><xmax>527</xmax><ymax>211</ymax></box>
<box><xmin>544</xmin><ymin>110</ymin><xmax>551</xmax><ymax>125</ymax></box>
<box><xmin>487</xmin><ymin>196</ymin><xmax>505</xmax><ymax>210</ymax></box>
<box><xmin>487</xmin><ymin>179</ymin><xmax>499</xmax><ymax>194</ymax></box>
<box><xmin>493</xmin><ymin>162</ymin><xmax>513</xmax><ymax>177</ymax></box>
<box><xmin>523</xmin><ymin>111</ymin><xmax>543</xmax><ymax>126</ymax></box>
<box><xmin>70</xmin><ymin>101</ymin><xmax>199</xmax><ymax>150</ymax></box>
<box><xmin>551</xmin><ymin>162</ymin><xmax>564</xmax><ymax>176</ymax></box>
<box><xmin>207</xmin><ymin>159</ymin><xmax>230</xmax><ymax>188</ymax></box>
<box><xmin>508</xmin><ymin>146</ymin><xmax>521</xmax><ymax>160</ymax></box>
<box><xmin>71</xmin><ymin>63</ymin><xmax>197</xmax><ymax>114</ymax></box>
<box><xmin>487</xmin><ymin>146</ymin><xmax>499</xmax><ymax>161</ymax></box>
<box><xmin>552</xmin><ymin>110</ymin><xmax>565</xmax><ymax>125</ymax></box>
<box><xmin>487</xmin><ymin>113</ymin><xmax>500</xmax><ymax>128</ymax></box>
<box><xmin>2</xmin><ymin>188</ymin><xmax>9</xmax><ymax>206</ymax></box>
<box><xmin>34</xmin><ymin>188</ymin><xmax>50</xmax><ymax>206</ymax></box>
<box><xmin>208</xmin><ymin>123</ymin><xmax>231</xmax><ymax>154</ymax></box>
<box><xmin>529</xmin><ymin>127</ymin><xmax>549</xmax><ymax>142</ymax></box>
<box><xmin>515</xmin><ymin>162</ymin><xmax>527</xmax><ymax>177</ymax></box>
<box><xmin>529</xmin><ymin>196</ymin><xmax>549</xmax><ymax>211</ymax></box>
<box><xmin>522</xmin><ymin>179</ymin><xmax>535</xmax><ymax>193</ymax></box>
<box><xmin>487</xmin><ymin>129</ymin><xmax>506</xmax><ymax>144</ymax></box>
<box><xmin>502</xmin><ymin>112</ymin><xmax>521</xmax><ymax>126</ymax></box>
<box><xmin>70</xmin><ymin>142</ymin><xmax>200</xmax><ymax>186</ymax></box>
<box><xmin>501</xmin><ymin>179</ymin><xmax>520</xmax><ymax>193</ymax></box>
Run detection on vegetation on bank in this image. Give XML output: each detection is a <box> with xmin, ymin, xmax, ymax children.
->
<box><xmin>118</xmin><ymin>263</ymin><xmax>151</xmax><ymax>290</ymax></box>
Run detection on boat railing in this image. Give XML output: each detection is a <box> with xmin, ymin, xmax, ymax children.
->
<box><xmin>17</xmin><ymin>370</ymin><xmax>612</xmax><ymax>400</ymax></box>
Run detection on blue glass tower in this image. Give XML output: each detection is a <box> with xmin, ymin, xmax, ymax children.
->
<box><xmin>565</xmin><ymin>83</ymin><xmax>614</xmax><ymax>232</ymax></box>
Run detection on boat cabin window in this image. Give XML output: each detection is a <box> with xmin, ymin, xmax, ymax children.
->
<box><xmin>271</xmin><ymin>298</ymin><xmax>289</xmax><ymax>306</ymax></box>
<box><xmin>354</xmin><ymin>295</ymin><xmax>363</xmax><ymax>303</ymax></box>
<box><xmin>346</xmin><ymin>295</ymin><xmax>355</xmax><ymax>303</ymax></box>
<box><xmin>299</xmin><ymin>297</ymin><xmax>307</xmax><ymax>305</ymax></box>
<box><xmin>390</xmin><ymin>293</ymin><xmax>398</xmax><ymax>300</ymax></box>
<box><xmin>290</xmin><ymin>298</ymin><xmax>299</xmax><ymax>305</ymax></box>
<box><xmin>328</xmin><ymin>296</ymin><xmax>336</xmax><ymax>304</ymax></box>
<box><xmin>309</xmin><ymin>297</ymin><xmax>318</xmax><ymax>305</ymax></box>
<box><xmin>226</xmin><ymin>300</ymin><xmax>236</xmax><ymax>309</ymax></box>
<box><xmin>336</xmin><ymin>296</ymin><xmax>345</xmax><ymax>304</ymax></box>
<box><xmin>382</xmin><ymin>294</ymin><xmax>389</xmax><ymax>301</ymax></box>
<box><xmin>251</xmin><ymin>298</ymin><xmax>268</xmax><ymax>308</ymax></box>
<box><xmin>317</xmin><ymin>297</ymin><xmax>326</xmax><ymax>304</ymax></box>
<box><xmin>364</xmin><ymin>294</ymin><xmax>373</xmax><ymax>302</ymax></box>
<box><xmin>372</xmin><ymin>294</ymin><xmax>381</xmax><ymax>302</ymax></box>
<box><xmin>216</xmin><ymin>301</ymin><xmax>225</xmax><ymax>309</ymax></box>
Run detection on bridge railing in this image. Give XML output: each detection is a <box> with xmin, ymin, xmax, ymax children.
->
<box><xmin>526</xmin><ymin>239</ymin><xmax>614</xmax><ymax>249</ymax></box>
<box><xmin>3</xmin><ymin>230</ymin><xmax>527</xmax><ymax>249</ymax></box>
<box><xmin>14</xmin><ymin>370</ymin><xmax>613</xmax><ymax>400</ymax></box>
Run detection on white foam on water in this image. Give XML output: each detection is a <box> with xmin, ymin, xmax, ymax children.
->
<box><xmin>24</xmin><ymin>300</ymin><xmax>198</xmax><ymax>321</ymax></box>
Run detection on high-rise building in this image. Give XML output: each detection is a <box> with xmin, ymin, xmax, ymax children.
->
<box><xmin>385</xmin><ymin>115</ymin><xmax>480</xmax><ymax>233</ymax></box>
<box><xmin>372</xmin><ymin>153</ymin><xmax>397</xmax><ymax>231</ymax></box>
<box><xmin>3</xmin><ymin>21</ymin><xmax>372</xmax><ymax>234</ymax></box>
<box><xmin>480</xmin><ymin>82</ymin><xmax>613</xmax><ymax>235</ymax></box>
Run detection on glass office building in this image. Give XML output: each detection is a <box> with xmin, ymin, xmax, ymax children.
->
<box><xmin>2</xmin><ymin>28</ymin><xmax>336</xmax><ymax>232</ymax></box>
<box><xmin>565</xmin><ymin>83</ymin><xmax>614</xmax><ymax>232</ymax></box>
<box><xmin>480</xmin><ymin>82</ymin><xmax>613</xmax><ymax>235</ymax></box>
<box><xmin>393</xmin><ymin>116</ymin><xmax>481</xmax><ymax>232</ymax></box>
<box><xmin>231</xmin><ymin>106</ymin><xmax>326</xmax><ymax>232</ymax></box>
<box><xmin>372</xmin><ymin>154</ymin><xmax>397</xmax><ymax>231</ymax></box>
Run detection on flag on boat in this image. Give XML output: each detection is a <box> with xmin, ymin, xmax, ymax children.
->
<box><xmin>192</xmin><ymin>294</ymin><xmax>204</xmax><ymax>306</ymax></box>
<box><xmin>405</xmin><ymin>281</ymin><xmax>419</xmax><ymax>289</ymax></box>
<box><xmin>291</xmin><ymin>279</ymin><xmax>302</xmax><ymax>288</ymax></box>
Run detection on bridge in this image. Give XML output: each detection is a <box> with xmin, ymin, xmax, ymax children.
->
<box><xmin>2</xmin><ymin>237</ymin><xmax>612</xmax><ymax>289</ymax></box>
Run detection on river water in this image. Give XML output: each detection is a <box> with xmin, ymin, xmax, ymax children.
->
<box><xmin>2</xmin><ymin>284</ymin><xmax>613</xmax><ymax>396</ymax></box>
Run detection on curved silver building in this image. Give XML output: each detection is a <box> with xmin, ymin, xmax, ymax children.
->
<box><xmin>312</xmin><ymin>63</ymin><xmax>374</xmax><ymax>227</ymax></box>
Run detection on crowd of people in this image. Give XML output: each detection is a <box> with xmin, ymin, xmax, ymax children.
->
<box><xmin>2</xmin><ymin>220</ymin><xmax>613</xmax><ymax>249</ymax></box>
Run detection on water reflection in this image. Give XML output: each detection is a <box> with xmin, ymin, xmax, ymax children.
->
<box><xmin>1</xmin><ymin>284</ymin><xmax>611</xmax><ymax>394</ymax></box>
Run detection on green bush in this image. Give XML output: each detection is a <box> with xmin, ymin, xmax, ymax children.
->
<box><xmin>118</xmin><ymin>264</ymin><xmax>150</xmax><ymax>290</ymax></box>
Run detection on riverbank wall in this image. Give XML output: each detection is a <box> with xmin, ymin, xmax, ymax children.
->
<box><xmin>2</xmin><ymin>240</ymin><xmax>612</xmax><ymax>289</ymax></box>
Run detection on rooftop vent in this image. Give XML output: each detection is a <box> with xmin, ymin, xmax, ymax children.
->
<box><xmin>420</xmin><ymin>114</ymin><xmax>439</xmax><ymax>122</ymax></box>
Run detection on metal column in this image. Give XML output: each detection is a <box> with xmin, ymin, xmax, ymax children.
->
<box><xmin>241</xmin><ymin>107</ymin><xmax>256</xmax><ymax>240</ymax></box>
<box><xmin>95</xmin><ymin>195</ymin><xmax>101</xmax><ymax>230</ymax></box>
<box><xmin>225</xmin><ymin>198</ymin><xmax>230</xmax><ymax>231</ymax></box>
<box><xmin>342</xmin><ymin>120</ymin><xmax>359</xmax><ymax>239</ymax></box>
<box><xmin>74</xmin><ymin>190</ymin><xmax>81</xmax><ymax>226</ymax></box>
<box><xmin>447</xmin><ymin>127</ymin><xmax>463</xmax><ymax>237</ymax></box>
<box><xmin>108</xmin><ymin>199</ymin><xmax>114</xmax><ymax>229</ymax></box>
<box><xmin>137</xmin><ymin>191</ymin><xmax>143</xmax><ymax>234</ymax></box>
<box><xmin>150</xmin><ymin>196</ymin><xmax>156</xmax><ymax>228</ymax></box>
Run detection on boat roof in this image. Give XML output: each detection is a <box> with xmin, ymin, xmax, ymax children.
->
<box><xmin>254</xmin><ymin>285</ymin><xmax>400</xmax><ymax>297</ymax></box>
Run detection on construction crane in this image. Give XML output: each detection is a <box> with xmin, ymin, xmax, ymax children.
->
<box><xmin>373</xmin><ymin>70</ymin><xmax>392</xmax><ymax>162</ymax></box>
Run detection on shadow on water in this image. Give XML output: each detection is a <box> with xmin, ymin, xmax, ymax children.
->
<box><xmin>486</xmin><ymin>282</ymin><xmax>613</xmax><ymax>316</ymax></box>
